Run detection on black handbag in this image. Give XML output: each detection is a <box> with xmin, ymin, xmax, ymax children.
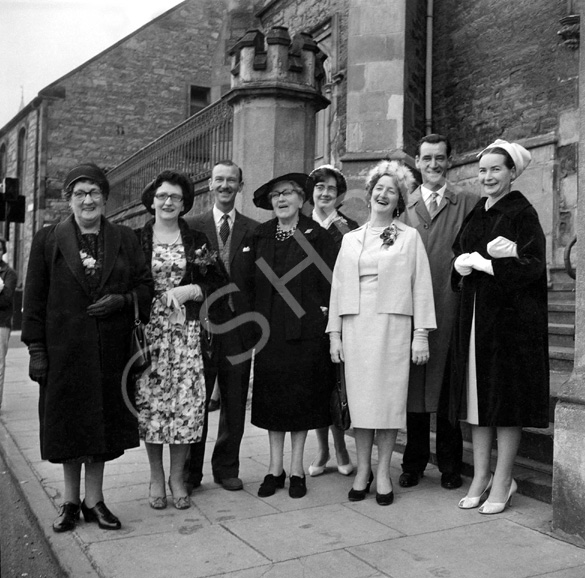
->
<box><xmin>129</xmin><ymin>290</ymin><xmax>151</xmax><ymax>373</ymax></box>
<box><xmin>330</xmin><ymin>362</ymin><xmax>351</xmax><ymax>430</ymax></box>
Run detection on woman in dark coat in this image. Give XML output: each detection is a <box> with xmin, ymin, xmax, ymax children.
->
<box><xmin>134</xmin><ymin>170</ymin><xmax>229</xmax><ymax>510</ymax></box>
<box><xmin>251</xmin><ymin>172</ymin><xmax>338</xmax><ymax>499</ymax></box>
<box><xmin>22</xmin><ymin>163</ymin><xmax>154</xmax><ymax>533</ymax></box>
<box><xmin>451</xmin><ymin>140</ymin><xmax>549</xmax><ymax>515</ymax></box>
<box><xmin>305</xmin><ymin>164</ymin><xmax>358</xmax><ymax>479</ymax></box>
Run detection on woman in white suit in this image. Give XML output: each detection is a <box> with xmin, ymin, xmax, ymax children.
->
<box><xmin>327</xmin><ymin>160</ymin><xmax>436</xmax><ymax>506</ymax></box>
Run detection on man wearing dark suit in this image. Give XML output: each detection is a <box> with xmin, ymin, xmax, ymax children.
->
<box><xmin>184</xmin><ymin>160</ymin><xmax>259</xmax><ymax>491</ymax></box>
<box><xmin>400</xmin><ymin>134</ymin><xmax>479</xmax><ymax>490</ymax></box>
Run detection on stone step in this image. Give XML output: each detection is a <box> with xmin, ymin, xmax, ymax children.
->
<box><xmin>549</xmin><ymin>346</ymin><xmax>574</xmax><ymax>371</ymax></box>
<box><xmin>548</xmin><ymin>301</ymin><xmax>576</xmax><ymax>325</ymax></box>
<box><xmin>548</xmin><ymin>322</ymin><xmax>576</xmax><ymax>348</ymax></box>
<box><xmin>547</xmin><ymin>288</ymin><xmax>576</xmax><ymax>301</ymax></box>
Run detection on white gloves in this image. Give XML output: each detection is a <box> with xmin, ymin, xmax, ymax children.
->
<box><xmin>411</xmin><ymin>329</ymin><xmax>429</xmax><ymax>365</ymax></box>
<box><xmin>454</xmin><ymin>252</ymin><xmax>494</xmax><ymax>276</ymax></box>
<box><xmin>454</xmin><ymin>253</ymin><xmax>474</xmax><ymax>276</ymax></box>
<box><xmin>488</xmin><ymin>236</ymin><xmax>518</xmax><ymax>259</ymax></box>
<box><xmin>165</xmin><ymin>284</ymin><xmax>203</xmax><ymax>326</ymax></box>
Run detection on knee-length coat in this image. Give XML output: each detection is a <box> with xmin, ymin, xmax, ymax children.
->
<box><xmin>21</xmin><ymin>215</ymin><xmax>154</xmax><ymax>462</ymax></box>
<box><xmin>449</xmin><ymin>191</ymin><xmax>549</xmax><ymax>427</ymax></box>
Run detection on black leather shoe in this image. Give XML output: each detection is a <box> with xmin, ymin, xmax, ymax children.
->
<box><xmin>52</xmin><ymin>502</ymin><xmax>80</xmax><ymax>533</ymax></box>
<box><xmin>289</xmin><ymin>475</ymin><xmax>307</xmax><ymax>498</ymax></box>
<box><xmin>376</xmin><ymin>490</ymin><xmax>394</xmax><ymax>506</ymax></box>
<box><xmin>81</xmin><ymin>500</ymin><xmax>121</xmax><ymax>530</ymax></box>
<box><xmin>399</xmin><ymin>471</ymin><xmax>423</xmax><ymax>488</ymax></box>
<box><xmin>348</xmin><ymin>471</ymin><xmax>374</xmax><ymax>502</ymax></box>
<box><xmin>441</xmin><ymin>472</ymin><xmax>463</xmax><ymax>490</ymax></box>
<box><xmin>258</xmin><ymin>470</ymin><xmax>286</xmax><ymax>497</ymax></box>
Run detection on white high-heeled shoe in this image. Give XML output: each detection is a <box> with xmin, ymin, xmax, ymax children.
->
<box><xmin>337</xmin><ymin>461</ymin><xmax>354</xmax><ymax>476</ymax></box>
<box><xmin>478</xmin><ymin>479</ymin><xmax>517</xmax><ymax>515</ymax></box>
<box><xmin>308</xmin><ymin>457</ymin><xmax>329</xmax><ymax>477</ymax></box>
<box><xmin>458</xmin><ymin>474</ymin><xmax>494</xmax><ymax>509</ymax></box>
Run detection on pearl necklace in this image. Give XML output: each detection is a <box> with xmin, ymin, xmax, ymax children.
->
<box><xmin>275</xmin><ymin>222</ymin><xmax>297</xmax><ymax>241</ymax></box>
<box><xmin>153</xmin><ymin>229</ymin><xmax>181</xmax><ymax>246</ymax></box>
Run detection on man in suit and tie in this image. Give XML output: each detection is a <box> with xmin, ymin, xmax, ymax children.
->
<box><xmin>184</xmin><ymin>160</ymin><xmax>259</xmax><ymax>491</ymax></box>
<box><xmin>400</xmin><ymin>134</ymin><xmax>479</xmax><ymax>490</ymax></box>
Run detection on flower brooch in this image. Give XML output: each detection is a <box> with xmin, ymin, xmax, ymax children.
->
<box><xmin>380</xmin><ymin>224</ymin><xmax>399</xmax><ymax>246</ymax></box>
<box><xmin>79</xmin><ymin>250</ymin><xmax>97</xmax><ymax>275</ymax></box>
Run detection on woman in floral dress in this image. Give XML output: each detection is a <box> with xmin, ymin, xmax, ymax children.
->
<box><xmin>135</xmin><ymin>170</ymin><xmax>228</xmax><ymax>510</ymax></box>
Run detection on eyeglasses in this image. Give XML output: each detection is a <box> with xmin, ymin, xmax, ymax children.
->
<box><xmin>155</xmin><ymin>192</ymin><xmax>184</xmax><ymax>203</ymax></box>
<box><xmin>268</xmin><ymin>189</ymin><xmax>297</xmax><ymax>201</ymax></box>
<box><xmin>72</xmin><ymin>190</ymin><xmax>103</xmax><ymax>200</ymax></box>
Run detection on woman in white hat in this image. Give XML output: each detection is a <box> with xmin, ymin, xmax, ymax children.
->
<box><xmin>451</xmin><ymin>140</ymin><xmax>549</xmax><ymax>514</ymax></box>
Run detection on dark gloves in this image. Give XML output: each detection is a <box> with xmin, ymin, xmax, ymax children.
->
<box><xmin>86</xmin><ymin>294</ymin><xmax>131</xmax><ymax>318</ymax></box>
<box><xmin>28</xmin><ymin>342</ymin><xmax>48</xmax><ymax>386</ymax></box>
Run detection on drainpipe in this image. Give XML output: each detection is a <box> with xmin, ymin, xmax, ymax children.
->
<box><xmin>425</xmin><ymin>0</ymin><xmax>434</xmax><ymax>134</ymax></box>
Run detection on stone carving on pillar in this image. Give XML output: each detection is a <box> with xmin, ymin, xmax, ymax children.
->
<box><xmin>228</xmin><ymin>27</ymin><xmax>329</xmax><ymax>106</ymax></box>
<box><xmin>558</xmin><ymin>14</ymin><xmax>580</xmax><ymax>50</ymax></box>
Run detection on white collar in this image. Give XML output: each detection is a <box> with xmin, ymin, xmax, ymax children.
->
<box><xmin>213</xmin><ymin>205</ymin><xmax>236</xmax><ymax>227</ymax></box>
<box><xmin>421</xmin><ymin>183</ymin><xmax>447</xmax><ymax>204</ymax></box>
<box><xmin>311</xmin><ymin>208</ymin><xmax>338</xmax><ymax>230</ymax></box>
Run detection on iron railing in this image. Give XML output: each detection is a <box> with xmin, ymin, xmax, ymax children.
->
<box><xmin>106</xmin><ymin>99</ymin><xmax>233</xmax><ymax>217</ymax></box>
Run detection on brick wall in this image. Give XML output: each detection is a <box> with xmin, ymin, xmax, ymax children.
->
<box><xmin>432</xmin><ymin>0</ymin><xmax>578</xmax><ymax>154</ymax></box>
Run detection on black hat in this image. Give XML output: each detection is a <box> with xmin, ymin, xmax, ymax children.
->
<box><xmin>63</xmin><ymin>162</ymin><xmax>110</xmax><ymax>198</ymax></box>
<box><xmin>253</xmin><ymin>172</ymin><xmax>308</xmax><ymax>210</ymax></box>
<box><xmin>141</xmin><ymin>170</ymin><xmax>195</xmax><ymax>216</ymax></box>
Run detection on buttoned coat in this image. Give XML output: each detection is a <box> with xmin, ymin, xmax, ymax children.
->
<box><xmin>327</xmin><ymin>220</ymin><xmax>436</xmax><ymax>333</ymax></box>
<box><xmin>403</xmin><ymin>185</ymin><xmax>479</xmax><ymax>412</ymax></box>
<box><xmin>21</xmin><ymin>215</ymin><xmax>154</xmax><ymax>462</ymax></box>
<box><xmin>185</xmin><ymin>210</ymin><xmax>259</xmax><ymax>350</ymax></box>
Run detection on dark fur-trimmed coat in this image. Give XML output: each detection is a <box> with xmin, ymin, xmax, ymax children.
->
<box><xmin>449</xmin><ymin>191</ymin><xmax>550</xmax><ymax>427</ymax></box>
<box><xmin>21</xmin><ymin>215</ymin><xmax>154</xmax><ymax>462</ymax></box>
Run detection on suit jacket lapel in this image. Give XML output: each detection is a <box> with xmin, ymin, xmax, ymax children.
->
<box><xmin>201</xmin><ymin>211</ymin><xmax>219</xmax><ymax>252</ymax></box>
<box><xmin>100</xmin><ymin>218</ymin><xmax>121</xmax><ymax>291</ymax></box>
<box><xmin>229</xmin><ymin>212</ymin><xmax>247</xmax><ymax>267</ymax></box>
<box><xmin>55</xmin><ymin>215</ymin><xmax>92</xmax><ymax>296</ymax></box>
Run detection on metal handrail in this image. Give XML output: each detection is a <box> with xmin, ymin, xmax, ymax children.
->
<box><xmin>564</xmin><ymin>235</ymin><xmax>577</xmax><ymax>280</ymax></box>
<box><xmin>106</xmin><ymin>99</ymin><xmax>233</xmax><ymax>217</ymax></box>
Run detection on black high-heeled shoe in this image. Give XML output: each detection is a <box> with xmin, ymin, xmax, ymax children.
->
<box><xmin>52</xmin><ymin>502</ymin><xmax>80</xmax><ymax>533</ymax></box>
<box><xmin>348</xmin><ymin>471</ymin><xmax>374</xmax><ymax>502</ymax></box>
<box><xmin>80</xmin><ymin>500</ymin><xmax>121</xmax><ymax>530</ymax></box>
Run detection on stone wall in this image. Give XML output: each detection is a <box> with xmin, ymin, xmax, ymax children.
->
<box><xmin>432</xmin><ymin>0</ymin><xmax>578</xmax><ymax>154</ymax></box>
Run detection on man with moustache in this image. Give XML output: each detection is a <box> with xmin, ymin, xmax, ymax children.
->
<box><xmin>184</xmin><ymin>160</ymin><xmax>259</xmax><ymax>492</ymax></box>
<box><xmin>400</xmin><ymin>134</ymin><xmax>479</xmax><ymax>490</ymax></box>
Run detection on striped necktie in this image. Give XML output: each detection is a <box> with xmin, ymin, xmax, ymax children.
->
<box><xmin>219</xmin><ymin>214</ymin><xmax>230</xmax><ymax>244</ymax></box>
<box><xmin>428</xmin><ymin>192</ymin><xmax>439</xmax><ymax>218</ymax></box>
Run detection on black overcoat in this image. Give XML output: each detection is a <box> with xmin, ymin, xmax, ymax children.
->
<box><xmin>21</xmin><ymin>215</ymin><xmax>154</xmax><ymax>462</ymax></box>
<box><xmin>449</xmin><ymin>191</ymin><xmax>549</xmax><ymax>427</ymax></box>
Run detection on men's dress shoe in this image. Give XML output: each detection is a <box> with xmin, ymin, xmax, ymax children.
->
<box><xmin>213</xmin><ymin>475</ymin><xmax>243</xmax><ymax>491</ymax></box>
<box><xmin>289</xmin><ymin>475</ymin><xmax>307</xmax><ymax>498</ymax></box>
<box><xmin>348</xmin><ymin>471</ymin><xmax>374</xmax><ymax>502</ymax></box>
<box><xmin>208</xmin><ymin>398</ymin><xmax>220</xmax><ymax>412</ymax></box>
<box><xmin>441</xmin><ymin>472</ymin><xmax>463</xmax><ymax>490</ymax></box>
<box><xmin>258</xmin><ymin>470</ymin><xmax>286</xmax><ymax>497</ymax></box>
<box><xmin>398</xmin><ymin>471</ymin><xmax>423</xmax><ymax>488</ymax></box>
<box><xmin>81</xmin><ymin>500</ymin><xmax>121</xmax><ymax>530</ymax></box>
<box><xmin>376</xmin><ymin>490</ymin><xmax>395</xmax><ymax>506</ymax></box>
<box><xmin>52</xmin><ymin>502</ymin><xmax>80</xmax><ymax>533</ymax></box>
<box><xmin>478</xmin><ymin>479</ymin><xmax>517</xmax><ymax>515</ymax></box>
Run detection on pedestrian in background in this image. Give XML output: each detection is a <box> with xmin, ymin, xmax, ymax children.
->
<box><xmin>0</xmin><ymin>237</ymin><xmax>17</xmax><ymax>411</ymax></box>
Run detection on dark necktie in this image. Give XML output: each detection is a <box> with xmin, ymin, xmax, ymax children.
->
<box><xmin>219</xmin><ymin>214</ymin><xmax>230</xmax><ymax>245</ymax></box>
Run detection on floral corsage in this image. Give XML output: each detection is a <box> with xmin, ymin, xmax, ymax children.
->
<box><xmin>380</xmin><ymin>224</ymin><xmax>399</xmax><ymax>246</ymax></box>
<box><xmin>79</xmin><ymin>250</ymin><xmax>97</xmax><ymax>275</ymax></box>
<box><xmin>190</xmin><ymin>243</ymin><xmax>219</xmax><ymax>275</ymax></box>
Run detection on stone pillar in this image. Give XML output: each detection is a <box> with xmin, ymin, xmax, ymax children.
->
<box><xmin>552</xmin><ymin>2</ymin><xmax>585</xmax><ymax>547</ymax></box>
<box><xmin>341</xmin><ymin>0</ymin><xmax>419</xmax><ymax>225</ymax></box>
<box><xmin>225</xmin><ymin>27</ymin><xmax>329</xmax><ymax>221</ymax></box>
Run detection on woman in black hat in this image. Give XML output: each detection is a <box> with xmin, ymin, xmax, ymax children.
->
<box><xmin>134</xmin><ymin>169</ymin><xmax>228</xmax><ymax>510</ymax></box>
<box><xmin>251</xmin><ymin>172</ymin><xmax>338</xmax><ymax>499</ymax></box>
<box><xmin>22</xmin><ymin>162</ymin><xmax>154</xmax><ymax>532</ymax></box>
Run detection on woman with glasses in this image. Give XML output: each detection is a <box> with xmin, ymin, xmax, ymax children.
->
<box><xmin>22</xmin><ymin>162</ymin><xmax>154</xmax><ymax>532</ymax></box>
<box><xmin>135</xmin><ymin>170</ymin><xmax>228</xmax><ymax>510</ymax></box>
<box><xmin>250</xmin><ymin>173</ymin><xmax>338</xmax><ymax>499</ymax></box>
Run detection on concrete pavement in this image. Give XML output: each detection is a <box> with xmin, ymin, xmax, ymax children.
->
<box><xmin>1</xmin><ymin>333</ymin><xmax>585</xmax><ymax>578</ymax></box>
